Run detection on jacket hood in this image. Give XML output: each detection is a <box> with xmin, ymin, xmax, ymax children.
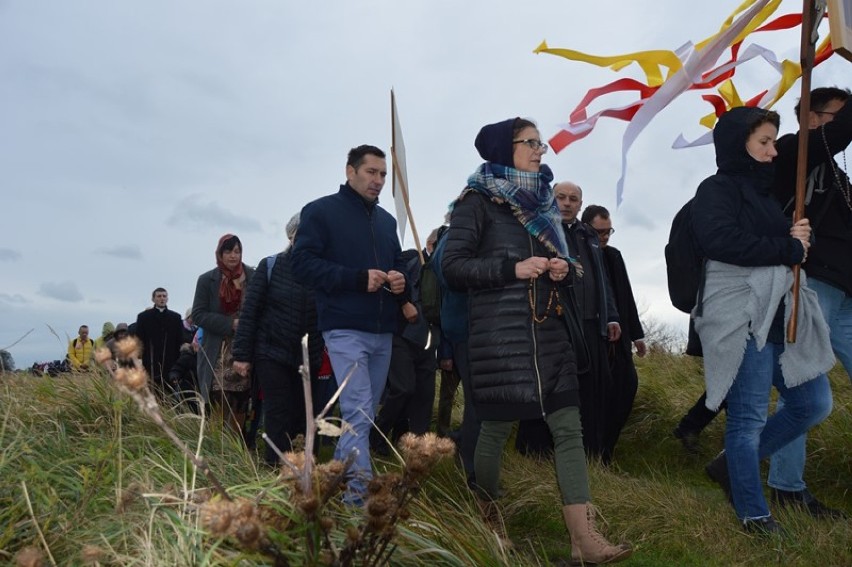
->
<box><xmin>713</xmin><ymin>106</ymin><xmax>776</xmax><ymax>183</ymax></box>
<box><xmin>475</xmin><ymin>117</ymin><xmax>519</xmax><ymax>167</ymax></box>
<box><xmin>101</xmin><ymin>321</ymin><xmax>115</xmax><ymax>336</ymax></box>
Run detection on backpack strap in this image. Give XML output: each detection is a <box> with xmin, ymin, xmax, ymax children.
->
<box><xmin>266</xmin><ymin>254</ymin><xmax>278</xmax><ymax>282</ymax></box>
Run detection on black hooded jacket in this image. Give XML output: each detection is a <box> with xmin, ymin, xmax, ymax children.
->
<box><xmin>772</xmin><ymin>97</ymin><xmax>852</xmax><ymax>294</ymax></box>
<box><xmin>691</xmin><ymin>106</ymin><xmax>805</xmax><ymax>268</ymax></box>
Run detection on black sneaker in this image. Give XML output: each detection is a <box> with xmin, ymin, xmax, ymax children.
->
<box><xmin>705</xmin><ymin>451</ymin><xmax>734</xmax><ymax>504</ymax></box>
<box><xmin>743</xmin><ymin>515</ymin><xmax>783</xmax><ymax>536</ymax></box>
<box><xmin>673</xmin><ymin>426</ymin><xmax>701</xmax><ymax>453</ymax></box>
<box><xmin>770</xmin><ymin>488</ymin><xmax>848</xmax><ymax>519</ymax></box>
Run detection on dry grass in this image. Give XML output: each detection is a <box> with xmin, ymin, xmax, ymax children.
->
<box><xmin>1</xmin><ymin>351</ymin><xmax>850</xmax><ymax>566</ymax></box>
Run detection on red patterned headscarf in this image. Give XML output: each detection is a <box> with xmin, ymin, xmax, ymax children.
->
<box><xmin>216</xmin><ymin>233</ymin><xmax>245</xmax><ymax>315</ymax></box>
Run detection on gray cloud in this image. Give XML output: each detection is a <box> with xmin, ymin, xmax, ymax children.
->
<box><xmin>167</xmin><ymin>194</ymin><xmax>262</xmax><ymax>233</ymax></box>
<box><xmin>96</xmin><ymin>245</ymin><xmax>143</xmax><ymax>260</ymax></box>
<box><xmin>0</xmin><ymin>248</ymin><xmax>21</xmax><ymax>261</ymax></box>
<box><xmin>37</xmin><ymin>281</ymin><xmax>84</xmax><ymax>303</ymax></box>
<box><xmin>621</xmin><ymin>207</ymin><xmax>656</xmax><ymax>231</ymax></box>
<box><xmin>0</xmin><ymin>293</ymin><xmax>28</xmax><ymax>304</ymax></box>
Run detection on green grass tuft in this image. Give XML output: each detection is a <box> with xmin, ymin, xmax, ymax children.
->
<box><xmin>1</xmin><ymin>354</ymin><xmax>850</xmax><ymax>565</ymax></box>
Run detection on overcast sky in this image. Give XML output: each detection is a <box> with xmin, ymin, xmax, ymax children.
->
<box><xmin>1</xmin><ymin>0</ymin><xmax>848</xmax><ymax>367</ymax></box>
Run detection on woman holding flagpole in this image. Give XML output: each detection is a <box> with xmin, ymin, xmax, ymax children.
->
<box><xmin>692</xmin><ymin>106</ymin><xmax>834</xmax><ymax>534</ymax></box>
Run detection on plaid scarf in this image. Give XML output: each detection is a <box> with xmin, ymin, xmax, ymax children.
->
<box><xmin>464</xmin><ymin>162</ymin><xmax>571</xmax><ymax>259</ymax></box>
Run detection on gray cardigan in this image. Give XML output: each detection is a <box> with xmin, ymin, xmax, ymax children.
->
<box><xmin>694</xmin><ymin>260</ymin><xmax>833</xmax><ymax>411</ymax></box>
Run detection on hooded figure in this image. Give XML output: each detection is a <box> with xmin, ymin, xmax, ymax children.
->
<box><xmin>691</xmin><ymin>106</ymin><xmax>833</xmax><ymax>533</ymax></box>
<box><xmin>95</xmin><ymin>321</ymin><xmax>115</xmax><ymax>349</ymax></box>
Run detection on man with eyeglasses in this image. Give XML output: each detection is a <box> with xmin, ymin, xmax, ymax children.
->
<box><xmin>762</xmin><ymin>86</ymin><xmax>851</xmax><ymax>518</ymax></box>
<box><xmin>514</xmin><ymin>181</ymin><xmax>622</xmax><ymax>463</ymax></box>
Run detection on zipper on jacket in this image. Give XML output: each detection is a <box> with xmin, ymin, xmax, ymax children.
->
<box><xmin>366</xmin><ymin>204</ymin><xmax>383</xmax><ymax>334</ymax></box>
<box><xmin>529</xmin><ymin>235</ymin><xmax>546</xmax><ymax>419</ymax></box>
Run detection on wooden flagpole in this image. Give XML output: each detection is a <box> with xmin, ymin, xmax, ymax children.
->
<box><xmin>787</xmin><ymin>0</ymin><xmax>824</xmax><ymax>343</ymax></box>
<box><xmin>390</xmin><ymin>90</ymin><xmax>425</xmax><ymax>265</ymax></box>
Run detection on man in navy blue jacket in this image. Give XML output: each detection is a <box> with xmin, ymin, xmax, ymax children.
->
<box><xmin>291</xmin><ymin>144</ymin><xmax>409</xmax><ymax>505</ymax></box>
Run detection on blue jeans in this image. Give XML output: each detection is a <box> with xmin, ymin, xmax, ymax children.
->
<box><xmin>725</xmin><ymin>338</ymin><xmax>831</xmax><ymax>520</ymax></box>
<box><xmin>323</xmin><ymin>329</ymin><xmax>393</xmax><ymax>505</ymax></box>
<box><xmin>767</xmin><ymin>277</ymin><xmax>847</xmax><ymax>491</ymax></box>
<box><xmin>807</xmin><ymin>277</ymin><xmax>852</xmax><ymax>377</ymax></box>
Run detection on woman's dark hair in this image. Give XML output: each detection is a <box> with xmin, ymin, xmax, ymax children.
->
<box><xmin>748</xmin><ymin>109</ymin><xmax>780</xmax><ymax>134</ymax></box>
<box><xmin>218</xmin><ymin>235</ymin><xmax>242</xmax><ymax>255</ymax></box>
<box><xmin>512</xmin><ymin>118</ymin><xmax>537</xmax><ymax>138</ymax></box>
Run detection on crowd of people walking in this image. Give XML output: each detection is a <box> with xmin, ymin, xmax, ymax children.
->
<box><xmin>37</xmin><ymin>86</ymin><xmax>850</xmax><ymax>560</ymax></box>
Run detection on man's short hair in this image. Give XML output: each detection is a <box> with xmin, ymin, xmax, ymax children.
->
<box><xmin>795</xmin><ymin>87</ymin><xmax>851</xmax><ymax>119</ymax></box>
<box><xmin>347</xmin><ymin>145</ymin><xmax>386</xmax><ymax>169</ymax></box>
<box><xmin>581</xmin><ymin>204</ymin><xmax>610</xmax><ymax>225</ymax></box>
<box><xmin>152</xmin><ymin>287</ymin><xmax>167</xmax><ymax>300</ymax></box>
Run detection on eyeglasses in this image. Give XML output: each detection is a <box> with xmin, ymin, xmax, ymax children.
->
<box><xmin>513</xmin><ymin>139</ymin><xmax>549</xmax><ymax>153</ymax></box>
<box><xmin>595</xmin><ymin>228</ymin><xmax>615</xmax><ymax>236</ymax></box>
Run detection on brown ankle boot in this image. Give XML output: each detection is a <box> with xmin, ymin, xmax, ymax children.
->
<box><xmin>476</xmin><ymin>497</ymin><xmax>513</xmax><ymax>551</ymax></box>
<box><xmin>563</xmin><ymin>503</ymin><xmax>631</xmax><ymax>565</ymax></box>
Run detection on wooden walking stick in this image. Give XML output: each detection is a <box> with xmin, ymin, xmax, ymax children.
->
<box><xmin>787</xmin><ymin>0</ymin><xmax>826</xmax><ymax>343</ymax></box>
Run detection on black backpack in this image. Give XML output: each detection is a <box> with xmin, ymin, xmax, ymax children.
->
<box><xmin>418</xmin><ymin>256</ymin><xmax>442</xmax><ymax>326</ymax></box>
<box><xmin>664</xmin><ymin>199</ymin><xmax>706</xmax><ymax>314</ymax></box>
<box><xmin>418</xmin><ymin>228</ymin><xmax>448</xmax><ymax>327</ymax></box>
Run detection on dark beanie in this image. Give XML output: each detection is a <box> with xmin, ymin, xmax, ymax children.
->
<box><xmin>474</xmin><ymin>117</ymin><xmax>518</xmax><ymax>168</ymax></box>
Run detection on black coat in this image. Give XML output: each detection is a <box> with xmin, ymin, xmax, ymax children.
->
<box><xmin>772</xmin><ymin>97</ymin><xmax>852</xmax><ymax>294</ymax></box>
<box><xmin>232</xmin><ymin>250</ymin><xmax>323</xmax><ymax>374</ymax></box>
<box><xmin>564</xmin><ymin>221</ymin><xmax>620</xmax><ymax>336</ymax></box>
<box><xmin>442</xmin><ymin>191</ymin><xmax>579</xmax><ymax>421</ymax></box>
<box><xmin>135</xmin><ymin>307</ymin><xmax>183</xmax><ymax>381</ymax></box>
<box><xmin>602</xmin><ymin>246</ymin><xmax>644</xmax><ymax>348</ymax></box>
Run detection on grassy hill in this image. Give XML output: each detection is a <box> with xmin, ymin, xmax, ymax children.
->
<box><xmin>1</xmin><ymin>352</ymin><xmax>850</xmax><ymax>566</ymax></box>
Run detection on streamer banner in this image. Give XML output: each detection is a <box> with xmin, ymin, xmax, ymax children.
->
<box><xmin>537</xmin><ymin>0</ymin><xmax>837</xmax><ymax>203</ymax></box>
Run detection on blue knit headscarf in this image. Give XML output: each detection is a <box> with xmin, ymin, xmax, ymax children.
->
<box><xmin>464</xmin><ymin>118</ymin><xmax>571</xmax><ymax>259</ymax></box>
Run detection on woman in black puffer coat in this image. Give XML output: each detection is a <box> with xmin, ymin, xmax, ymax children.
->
<box><xmin>441</xmin><ymin>117</ymin><xmax>631</xmax><ymax>564</ymax></box>
<box><xmin>232</xmin><ymin>213</ymin><xmax>325</xmax><ymax>466</ymax></box>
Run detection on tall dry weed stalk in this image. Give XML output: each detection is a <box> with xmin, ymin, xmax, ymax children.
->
<box><xmin>98</xmin><ymin>334</ymin><xmax>454</xmax><ymax>566</ymax></box>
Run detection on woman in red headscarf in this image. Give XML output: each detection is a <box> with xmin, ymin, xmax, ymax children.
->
<box><xmin>192</xmin><ymin>234</ymin><xmax>256</xmax><ymax>437</ymax></box>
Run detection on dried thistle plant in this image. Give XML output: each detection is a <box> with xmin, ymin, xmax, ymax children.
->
<box><xmin>338</xmin><ymin>433</ymin><xmax>456</xmax><ymax>566</ymax></box>
<box><xmin>14</xmin><ymin>546</ymin><xmax>45</xmax><ymax>567</ymax></box>
<box><xmin>101</xmin><ymin>340</ymin><xmax>230</xmax><ymax>501</ymax></box>
<box><xmin>103</xmin><ymin>330</ymin><xmax>455</xmax><ymax>566</ymax></box>
<box><xmin>199</xmin><ymin>497</ymin><xmax>266</xmax><ymax>549</ymax></box>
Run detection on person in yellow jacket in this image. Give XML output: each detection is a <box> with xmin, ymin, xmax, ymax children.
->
<box><xmin>95</xmin><ymin>321</ymin><xmax>115</xmax><ymax>350</ymax></box>
<box><xmin>67</xmin><ymin>325</ymin><xmax>95</xmax><ymax>371</ymax></box>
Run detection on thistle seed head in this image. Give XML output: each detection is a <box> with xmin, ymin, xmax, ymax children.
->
<box><xmin>94</xmin><ymin>347</ymin><xmax>113</xmax><ymax>364</ymax></box>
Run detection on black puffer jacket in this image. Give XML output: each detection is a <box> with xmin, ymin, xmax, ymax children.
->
<box><xmin>442</xmin><ymin>191</ymin><xmax>579</xmax><ymax>421</ymax></box>
<box><xmin>232</xmin><ymin>250</ymin><xmax>323</xmax><ymax>374</ymax></box>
